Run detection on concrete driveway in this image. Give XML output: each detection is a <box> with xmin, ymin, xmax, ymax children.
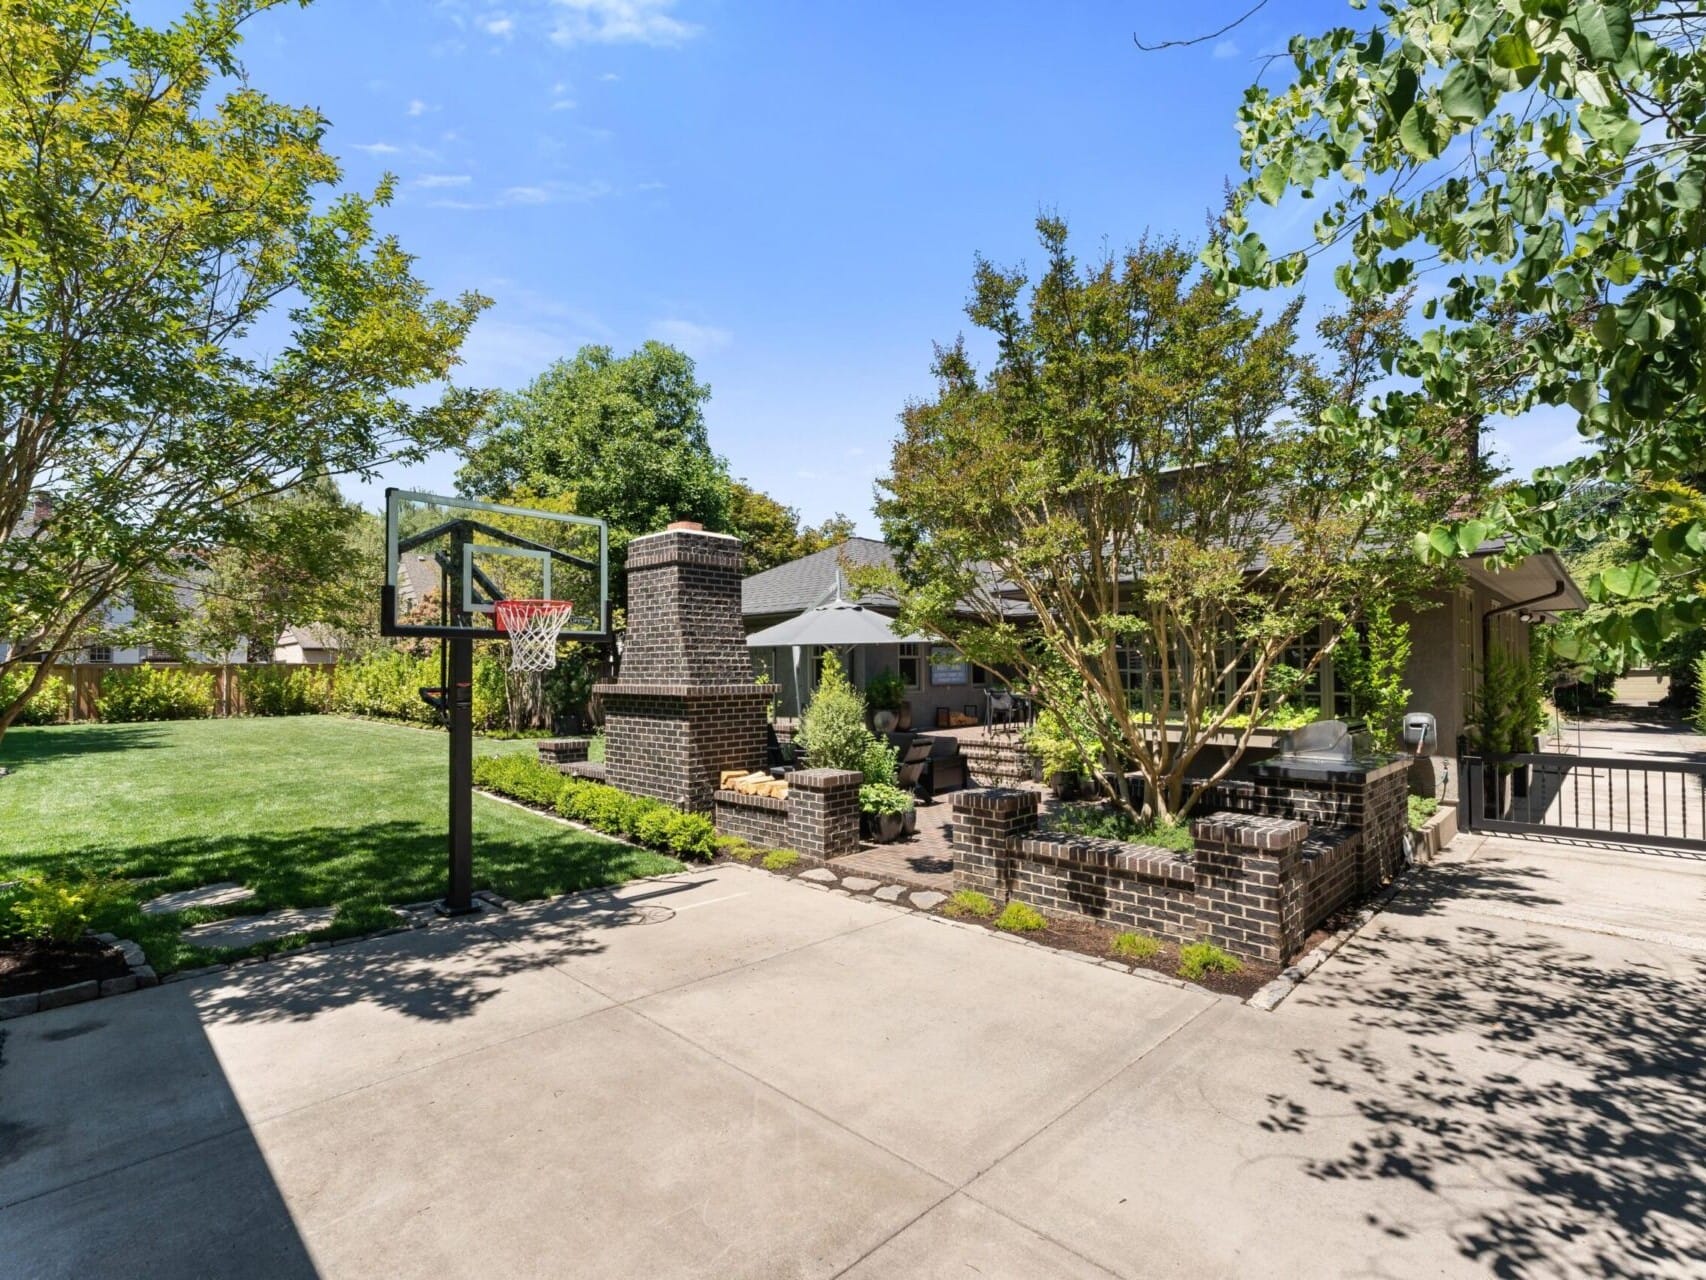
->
<box><xmin>3</xmin><ymin>841</ymin><xmax>1703</xmax><ymax>1278</ymax></box>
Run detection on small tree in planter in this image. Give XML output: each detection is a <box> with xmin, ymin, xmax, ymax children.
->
<box><xmin>800</xmin><ymin>653</ymin><xmax>915</xmax><ymax>840</ymax></box>
<box><xmin>865</xmin><ymin>668</ymin><xmax>906</xmax><ymax>733</ymax></box>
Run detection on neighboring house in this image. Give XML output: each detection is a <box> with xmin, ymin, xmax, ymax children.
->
<box><xmin>273</xmin><ymin>624</ymin><xmax>341</xmax><ymax>665</ymax></box>
<box><xmin>741</xmin><ymin>535</ymin><xmax>1585</xmax><ymax>797</ymax></box>
<box><xmin>1</xmin><ymin>494</ymin><xmax>340</xmax><ymax>669</ymax></box>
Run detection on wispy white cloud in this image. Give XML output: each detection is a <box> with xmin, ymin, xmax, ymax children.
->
<box><xmin>428</xmin><ymin>178</ymin><xmax>615</xmax><ymax>211</ymax></box>
<box><xmin>406</xmin><ymin>98</ymin><xmax>431</xmax><ymax>116</ymax></box>
<box><xmin>647</xmin><ymin>317</ymin><xmax>732</xmax><ymax>356</ymax></box>
<box><xmin>549</xmin><ymin>80</ymin><xmax>576</xmax><ymax>110</ymax></box>
<box><xmin>599</xmin><ymin>71</ymin><xmax>620</xmax><ymax>81</ymax></box>
<box><xmin>479</xmin><ymin>12</ymin><xmax>515</xmax><ymax>37</ymax></box>
<box><xmin>550</xmin><ymin>0</ymin><xmax>700</xmax><ymax>47</ymax></box>
<box><xmin>414</xmin><ymin>173</ymin><xmax>473</xmax><ymax>188</ymax></box>
<box><xmin>1212</xmin><ymin>39</ymin><xmax>1239</xmax><ymax>59</ymax></box>
<box><xmin>351</xmin><ymin>141</ymin><xmax>402</xmax><ymax>155</ymax></box>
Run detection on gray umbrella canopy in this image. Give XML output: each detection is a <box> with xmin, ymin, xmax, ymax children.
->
<box><xmin>746</xmin><ymin>598</ymin><xmax>927</xmax><ymax>648</ymax></box>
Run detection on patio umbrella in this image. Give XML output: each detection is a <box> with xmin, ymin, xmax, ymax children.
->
<box><xmin>745</xmin><ymin>597</ymin><xmax>927</xmax><ymax>648</ymax></box>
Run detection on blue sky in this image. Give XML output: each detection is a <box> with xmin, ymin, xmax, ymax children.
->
<box><xmin>236</xmin><ymin>0</ymin><xmax>1581</xmax><ymax>531</ymax></box>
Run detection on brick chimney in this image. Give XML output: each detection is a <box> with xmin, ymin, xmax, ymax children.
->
<box><xmin>595</xmin><ymin>526</ymin><xmax>777</xmax><ymax>811</ymax></box>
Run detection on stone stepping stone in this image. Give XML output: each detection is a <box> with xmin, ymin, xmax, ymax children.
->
<box><xmin>910</xmin><ymin>890</ymin><xmax>947</xmax><ymax>910</ymax></box>
<box><xmin>842</xmin><ymin>876</ymin><xmax>881</xmax><ymax>893</ymax></box>
<box><xmin>873</xmin><ymin>885</ymin><xmax>905</xmax><ymax>902</ymax></box>
<box><xmin>182</xmin><ymin>907</ymin><xmax>335</xmax><ymax>951</ymax></box>
<box><xmin>141</xmin><ymin>882</ymin><xmax>255</xmax><ymax>916</ymax></box>
<box><xmin>799</xmin><ymin>868</ymin><xmax>838</xmax><ymax>883</ymax></box>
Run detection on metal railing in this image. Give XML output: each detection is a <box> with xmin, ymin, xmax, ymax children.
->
<box><xmin>1462</xmin><ymin>752</ymin><xmax>1706</xmax><ymax>852</ymax></box>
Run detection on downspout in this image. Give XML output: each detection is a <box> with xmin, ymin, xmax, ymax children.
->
<box><xmin>1481</xmin><ymin>580</ymin><xmax>1565</xmax><ymax>660</ymax></box>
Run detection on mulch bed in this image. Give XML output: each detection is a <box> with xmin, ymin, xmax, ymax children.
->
<box><xmin>936</xmin><ymin>906</ymin><xmax>1275</xmax><ymax>999</ymax></box>
<box><xmin>714</xmin><ymin>848</ymin><xmax>1276</xmax><ymax>999</ymax></box>
<box><xmin>0</xmin><ymin>936</ymin><xmax>129</xmax><ymax>997</ymax></box>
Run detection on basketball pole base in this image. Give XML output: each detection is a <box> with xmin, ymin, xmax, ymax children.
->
<box><xmin>441</xmin><ymin>634</ymin><xmax>476</xmax><ymax>916</ymax></box>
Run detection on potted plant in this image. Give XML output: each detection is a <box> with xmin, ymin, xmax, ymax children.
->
<box><xmin>1027</xmin><ymin>713</ymin><xmax>1084</xmax><ymax>799</ymax></box>
<box><xmin>866</xmin><ymin>668</ymin><xmax>906</xmax><ymax>734</ymax></box>
<box><xmin>859</xmin><ymin>782</ymin><xmax>914</xmax><ymax>842</ymax></box>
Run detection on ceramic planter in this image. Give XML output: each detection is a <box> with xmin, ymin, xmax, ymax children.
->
<box><xmin>873</xmin><ymin>709</ymin><xmax>898</xmax><ymax>733</ymax></box>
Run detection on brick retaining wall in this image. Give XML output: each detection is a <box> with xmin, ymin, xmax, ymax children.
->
<box><xmin>713</xmin><ymin>790</ymin><xmax>791</xmax><ymax>849</ymax></box>
<box><xmin>711</xmin><ymin>768</ymin><xmax>862</xmax><ymax>860</ymax></box>
<box><xmin>954</xmin><ymin>789</ymin><xmax>1371</xmax><ymax>965</ymax></box>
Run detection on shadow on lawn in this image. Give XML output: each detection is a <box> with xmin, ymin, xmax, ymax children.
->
<box><xmin>1266</xmin><ymin>909</ymin><xmax>1706</xmax><ymax>1275</ymax></box>
<box><xmin>189</xmin><ymin>876</ymin><xmax>712</xmax><ymax>1027</ymax></box>
<box><xmin>0</xmin><ymin>722</ymin><xmax>167</xmax><ymax>768</ymax></box>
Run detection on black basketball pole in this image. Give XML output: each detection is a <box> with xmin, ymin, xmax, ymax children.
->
<box><xmin>440</xmin><ymin>634</ymin><xmax>477</xmax><ymax>915</ymax></box>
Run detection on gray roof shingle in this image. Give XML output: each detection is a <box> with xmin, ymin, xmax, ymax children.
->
<box><xmin>741</xmin><ymin>537</ymin><xmax>896</xmax><ymax>617</ymax></box>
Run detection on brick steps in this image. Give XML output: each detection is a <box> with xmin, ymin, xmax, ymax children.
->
<box><xmin>957</xmin><ymin>737</ymin><xmax>1038</xmax><ymax>786</ymax></box>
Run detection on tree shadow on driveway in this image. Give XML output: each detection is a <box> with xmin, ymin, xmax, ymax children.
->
<box><xmin>1267</xmin><ymin>915</ymin><xmax>1706</xmax><ymax>1277</ymax></box>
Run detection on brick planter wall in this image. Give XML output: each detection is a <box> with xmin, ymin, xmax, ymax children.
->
<box><xmin>783</xmin><ymin>768</ymin><xmax>863</xmax><ymax>858</ymax></box>
<box><xmin>713</xmin><ymin>790</ymin><xmax>791</xmax><ymax>849</ymax></box>
<box><xmin>593</xmin><ymin>526</ymin><xmax>777</xmax><ymax>812</ymax></box>
<box><xmin>953</xmin><ymin>791</ymin><xmax>1367</xmax><ymax>964</ymax></box>
<box><xmin>538</xmin><ymin>738</ymin><xmax>590</xmax><ymax>769</ymax></box>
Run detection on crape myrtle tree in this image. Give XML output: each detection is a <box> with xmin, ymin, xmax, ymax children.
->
<box><xmin>872</xmin><ymin>218</ymin><xmax>1446</xmax><ymax>821</ymax></box>
<box><xmin>1207</xmin><ymin>0</ymin><xmax>1706</xmax><ymax>670</ymax></box>
<box><xmin>0</xmin><ymin>0</ymin><xmax>490</xmax><ymax>739</ymax></box>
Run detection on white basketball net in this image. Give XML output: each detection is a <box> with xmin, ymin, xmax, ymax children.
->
<box><xmin>494</xmin><ymin>599</ymin><xmax>575</xmax><ymax>672</ymax></box>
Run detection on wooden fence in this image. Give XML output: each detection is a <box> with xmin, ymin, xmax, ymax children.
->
<box><xmin>58</xmin><ymin>662</ymin><xmax>340</xmax><ymax>722</ymax></box>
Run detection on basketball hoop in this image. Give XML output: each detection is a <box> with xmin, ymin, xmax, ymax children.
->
<box><xmin>493</xmin><ymin>599</ymin><xmax>575</xmax><ymax>672</ymax></box>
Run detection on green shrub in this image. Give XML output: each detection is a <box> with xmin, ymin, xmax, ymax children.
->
<box><xmin>0</xmin><ymin>873</ymin><xmax>128</xmax><ymax>943</ymax></box>
<box><xmin>761</xmin><ymin>848</ymin><xmax>800</xmax><ymax>871</ymax></box>
<box><xmin>331</xmin><ymin>650</ymin><xmax>441</xmax><ymax>724</ymax></box>
<box><xmin>858</xmin><ymin>781</ymin><xmax>914</xmax><ymax>816</ymax></box>
<box><xmin>798</xmin><ymin>652</ymin><xmax>873</xmax><ymax>772</ymax></box>
<box><xmin>1047</xmin><ymin>804</ymin><xmax>1193</xmax><ymax>852</ymax></box>
<box><xmin>943</xmin><ymin>889</ymin><xmax>996</xmax><ymax>918</ymax></box>
<box><xmin>470</xmin><ymin>653</ymin><xmax>510</xmax><ymax>731</ymax></box>
<box><xmin>633</xmin><ymin>807</ymin><xmax>675</xmax><ymax>849</ymax></box>
<box><xmin>0</xmin><ymin>667</ymin><xmax>72</xmax><ymax>725</ymax></box>
<box><xmin>717</xmin><ymin>836</ymin><xmax>760</xmax><ymax>862</ymax></box>
<box><xmin>473</xmin><ymin>754</ymin><xmax>567</xmax><ymax>809</ymax></box>
<box><xmin>238</xmin><ymin>665</ymin><xmax>331</xmax><ymax>716</ymax></box>
<box><xmin>865</xmin><ymin>667</ymin><xmax>906</xmax><ymax>712</ymax></box>
<box><xmin>1407</xmin><ymin>795</ymin><xmax>1439</xmax><ymax>830</ymax></box>
<box><xmin>994</xmin><ymin>901</ymin><xmax>1047</xmax><ymax>932</ymax></box>
<box><xmin>859</xmin><ymin>735</ymin><xmax>899</xmax><ymax>786</ymax></box>
<box><xmin>1110</xmin><ymin>931</ymin><xmax>1162</xmax><ymax>961</ymax></box>
<box><xmin>1177</xmin><ymin>942</ymin><xmax>1243</xmax><ymax>981</ymax></box>
<box><xmin>1694</xmin><ymin>652</ymin><xmax>1706</xmax><ymax>734</ymax></box>
<box><xmin>664</xmin><ymin>811</ymin><xmax>718</xmax><ymax>858</ymax></box>
<box><xmin>96</xmin><ymin>667</ymin><xmax>216</xmax><ymax>722</ymax></box>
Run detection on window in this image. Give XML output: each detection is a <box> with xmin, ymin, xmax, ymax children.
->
<box><xmin>1277</xmin><ymin>636</ymin><xmax>1325</xmax><ymax>710</ymax></box>
<box><xmin>897</xmin><ymin>643</ymin><xmax>921</xmax><ymax>690</ymax></box>
<box><xmin>87</xmin><ymin>645</ymin><xmax>112</xmax><ymax>664</ymax></box>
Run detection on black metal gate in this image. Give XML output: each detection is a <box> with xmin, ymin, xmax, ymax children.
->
<box><xmin>1461</xmin><ymin>753</ymin><xmax>1706</xmax><ymax>852</ymax></box>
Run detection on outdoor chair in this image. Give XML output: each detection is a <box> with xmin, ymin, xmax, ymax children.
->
<box><xmin>985</xmin><ymin>689</ymin><xmax>1016</xmax><ymax>735</ymax></box>
<box><xmin>766</xmin><ymin>724</ymin><xmax>802</xmax><ymax>778</ymax></box>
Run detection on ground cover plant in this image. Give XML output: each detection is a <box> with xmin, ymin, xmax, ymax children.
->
<box><xmin>994</xmin><ymin>901</ymin><xmax>1047</xmax><ymax>933</ymax></box>
<box><xmin>1177</xmin><ymin>942</ymin><xmax>1243</xmax><ymax>982</ymax></box>
<box><xmin>943</xmin><ymin>889</ymin><xmax>996</xmax><ymax>918</ymax></box>
<box><xmin>0</xmin><ymin>717</ymin><xmax>676</xmax><ymax>972</ymax></box>
<box><xmin>1408</xmin><ymin>796</ymin><xmax>1440</xmax><ymax>831</ymax></box>
<box><xmin>1046</xmin><ymin>803</ymin><xmax>1194</xmax><ymax>853</ymax></box>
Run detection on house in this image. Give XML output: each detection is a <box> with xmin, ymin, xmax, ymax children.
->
<box><xmin>743</xmin><ymin>538</ymin><xmax>1000</xmax><ymax>731</ymax></box>
<box><xmin>741</xmin><ymin>535</ymin><xmax>1585</xmax><ymax>798</ymax></box>
<box><xmin>273</xmin><ymin>624</ymin><xmax>341</xmax><ymax>665</ymax></box>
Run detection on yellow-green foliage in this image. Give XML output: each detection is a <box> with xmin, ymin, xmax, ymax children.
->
<box><xmin>471</xmin><ymin>754</ymin><xmax>718</xmax><ymax>859</ymax></box>
<box><xmin>1177</xmin><ymin>941</ymin><xmax>1243</xmax><ymax>981</ymax></box>
<box><xmin>943</xmin><ymin>889</ymin><xmax>996</xmax><ymax>918</ymax></box>
<box><xmin>97</xmin><ymin>667</ymin><xmax>216</xmax><ymax>722</ymax></box>
<box><xmin>237</xmin><ymin>665</ymin><xmax>331</xmax><ymax>716</ymax></box>
<box><xmin>994</xmin><ymin>901</ymin><xmax>1047</xmax><ymax>932</ymax></box>
<box><xmin>1110</xmin><ymin>931</ymin><xmax>1162</xmax><ymax>961</ymax></box>
<box><xmin>0</xmin><ymin>872</ymin><xmax>128</xmax><ymax>943</ymax></box>
<box><xmin>0</xmin><ymin>668</ymin><xmax>72</xmax><ymax>725</ymax></box>
<box><xmin>761</xmin><ymin>849</ymin><xmax>800</xmax><ymax>871</ymax></box>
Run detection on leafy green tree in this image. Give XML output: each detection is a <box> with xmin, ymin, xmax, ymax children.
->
<box><xmin>1209</xmin><ymin>0</ymin><xmax>1706</xmax><ymax>662</ymax></box>
<box><xmin>190</xmin><ymin>480</ymin><xmax>375</xmax><ymax>661</ymax></box>
<box><xmin>456</xmin><ymin>342</ymin><xmax>730</xmax><ymax>594</ymax></box>
<box><xmin>1332</xmin><ymin>602</ymin><xmax>1414</xmax><ymax>754</ymax></box>
<box><xmin>0</xmin><ymin>0</ymin><xmax>489</xmax><ymax>739</ymax></box>
<box><xmin>727</xmin><ymin>481</ymin><xmax>807</xmax><ymax>574</ymax></box>
<box><xmin>798</xmin><ymin>513</ymin><xmax>858</xmax><ymax>556</ymax></box>
<box><xmin>873</xmin><ymin>218</ymin><xmax>1448</xmax><ymax>820</ymax></box>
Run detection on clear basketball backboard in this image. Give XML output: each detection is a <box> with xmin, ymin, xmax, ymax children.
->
<box><xmin>381</xmin><ymin>489</ymin><xmax>608</xmax><ymax>640</ymax></box>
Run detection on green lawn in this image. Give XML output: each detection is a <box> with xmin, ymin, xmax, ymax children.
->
<box><xmin>0</xmin><ymin>715</ymin><xmax>676</xmax><ymax>971</ymax></box>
